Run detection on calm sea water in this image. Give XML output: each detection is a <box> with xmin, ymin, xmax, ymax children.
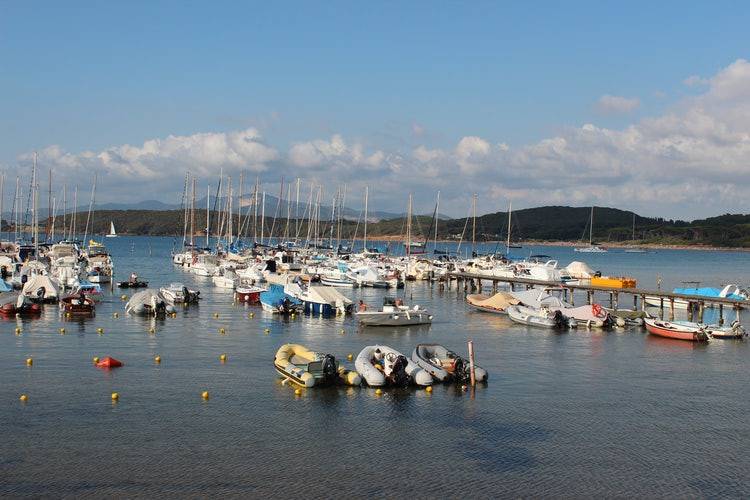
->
<box><xmin>2</xmin><ymin>237</ymin><xmax>749</xmax><ymax>498</ymax></box>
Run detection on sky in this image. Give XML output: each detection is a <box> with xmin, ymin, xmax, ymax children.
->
<box><xmin>1</xmin><ymin>1</ymin><xmax>750</xmax><ymax>219</ymax></box>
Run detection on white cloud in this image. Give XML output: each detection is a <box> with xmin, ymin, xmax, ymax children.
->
<box><xmin>683</xmin><ymin>75</ymin><xmax>709</xmax><ymax>87</ymax></box>
<box><xmin>596</xmin><ymin>94</ymin><xmax>641</xmax><ymax>114</ymax></box>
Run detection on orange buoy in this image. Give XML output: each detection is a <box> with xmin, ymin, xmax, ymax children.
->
<box><xmin>96</xmin><ymin>356</ymin><xmax>123</xmax><ymax>369</ymax></box>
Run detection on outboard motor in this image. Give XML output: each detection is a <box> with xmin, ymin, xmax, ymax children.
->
<box><xmin>321</xmin><ymin>354</ymin><xmax>338</xmax><ymax>384</ymax></box>
<box><xmin>553</xmin><ymin>310</ymin><xmax>567</xmax><ymax>329</ymax></box>
<box><xmin>452</xmin><ymin>357</ymin><xmax>471</xmax><ymax>384</ymax></box>
<box><xmin>387</xmin><ymin>355</ymin><xmax>412</xmax><ymax>387</ymax></box>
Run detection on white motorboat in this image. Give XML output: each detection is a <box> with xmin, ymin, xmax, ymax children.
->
<box><xmin>355</xmin><ymin>298</ymin><xmax>433</xmax><ymax>326</ymax></box>
<box><xmin>507</xmin><ymin>305</ymin><xmax>572</xmax><ymax>328</ymax></box>
<box><xmin>159</xmin><ymin>283</ymin><xmax>200</xmax><ymax>304</ymax></box>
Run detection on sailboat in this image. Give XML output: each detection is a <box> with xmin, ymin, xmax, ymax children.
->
<box><xmin>105</xmin><ymin>221</ymin><xmax>117</xmax><ymax>238</ymax></box>
<box><xmin>574</xmin><ymin>207</ymin><xmax>607</xmax><ymax>253</ymax></box>
<box><xmin>624</xmin><ymin>213</ymin><xmax>647</xmax><ymax>253</ymax></box>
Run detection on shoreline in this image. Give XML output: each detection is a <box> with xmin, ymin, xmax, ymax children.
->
<box><xmin>111</xmin><ymin>233</ymin><xmax>750</xmax><ymax>252</ymax></box>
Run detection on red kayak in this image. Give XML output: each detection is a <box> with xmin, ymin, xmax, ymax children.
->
<box><xmin>644</xmin><ymin>318</ymin><xmax>710</xmax><ymax>342</ymax></box>
<box><xmin>96</xmin><ymin>356</ymin><xmax>123</xmax><ymax>369</ymax></box>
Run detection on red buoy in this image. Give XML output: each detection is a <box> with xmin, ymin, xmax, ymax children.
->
<box><xmin>96</xmin><ymin>356</ymin><xmax>123</xmax><ymax>369</ymax></box>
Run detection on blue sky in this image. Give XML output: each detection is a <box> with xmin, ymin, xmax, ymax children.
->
<box><xmin>2</xmin><ymin>1</ymin><xmax>750</xmax><ymax>217</ymax></box>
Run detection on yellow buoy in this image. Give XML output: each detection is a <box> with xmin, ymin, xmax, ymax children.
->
<box><xmin>149</xmin><ymin>327</ymin><xmax>155</xmax><ymax>334</ymax></box>
<box><xmin>93</xmin><ymin>356</ymin><xmax>100</xmax><ymax>364</ymax></box>
<box><xmin>111</xmin><ymin>392</ymin><xmax>119</xmax><ymax>401</ymax></box>
<box><xmin>218</xmin><ymin>327</ymin><xmax>226</xmax><ymax>335</ymax></box>
<box><xmin>201</xmin><ymin>391</ymin><xmax>210</xmax><ymax>400</ymax></box>
<box><xmin>249</xmin><ymin>312</ymin><xmax>255</xmax><ymax>319</ymax></box>
<box><xmin>113</xmin><ymin>312</ymin><xmax>119</xmax><ymax>318</ymax></box>
<box><xmin>121</xmin><ymin>295</ymin><xmax>128</xmax><ymax>301</ymax></box>
<box><xmin>19</xmin><ymin>394</ymin><xmax>28</xmax><ymax>402</ymax></box>
<box><xmin>97</xmin><ymin>327</ymin><xmax>104</xmax><ymax>334</ymax></box>
<box><xmin>65</xmin><ymin>312</ymin><xmax>71</xmax><ymax>318</ymax></box>
<box><xmin>294</xmin><ymin>388</ymin><xmax>301</xmax><ymax>396</ymax></box>
<box><xmin>340</xmin><ymin>329</ymin><xmax>345</xmax><ymax>335</ymax></box>
<box><xmin>14</xmin><ymin>327</ymin><xmax>21</xmax><ymax>335</ymax></box>
<box><xmin>213</xmin><ymin>312</ymin><xmax>219</xmax><ymax>319</ymax></box>
<box><xmin>375</xmin><ymin>388</ymin><xmax>383</xmax><ymax>396</ymax></box>
<box><xmin>154</xmin><ymin>355</ymin><xmax>161</xmax><ymax>364</ymax></box>
<box><xmin>25</xmin><ymin>357</ymin><xmax>33</xmax><ymax>366</ymax></box>
<box><xmin>59</xmin><ymin>327</ymin><xmax>66</xmax><ymax>334</ymax></box>
<box><xmin>290</xmin><ymin>313</ymin><xmax>296</xmax><ymax>319</ymax></box>
<box><xmin>219</xmin><ymin>353</ymin><xmax>227</xmax><ymax>362</ymax></box>
<box><xmin>425</xmin><ymin>386</ymin><xmax>433</xmax><ymax>393</ymax></box>
<box><xmin>264</xmin><ymin>328</ymin><xmax>270</xmax><ymax>334</ymax></box>
<box><xmin>346</xmin><ymin>353</ymin><xmax>353</xmax><ymax>361</ymax></box>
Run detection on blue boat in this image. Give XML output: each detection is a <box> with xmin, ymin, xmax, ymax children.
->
<box><xmin>260</xmin><ymin>284</ymin><xmax>301</xmax><ymax>314</ymax></box>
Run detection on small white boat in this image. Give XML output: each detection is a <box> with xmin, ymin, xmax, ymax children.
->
<box><xmin>125</xmin><ymin>289</ymin><xmax>175</xmax><ymax>316</ymax></box>
<box><xmin>706</xmin><ymin>321</ymin><xmax>746</xmax><ymax>339</ymax></box>
<box><xmin>319</xmin><ymin>275</ymin><xmax>357</xmax><ymax>287</ymax></box>
<box><xmin>212</xmin><ymin>269</ymin><xmax>239</xmax><ymax>289</ymax></box>
<box><xmin>355</xmin><ymin>345</ymin><xmax>433</xmax><ymax>387</ymax></box>
<box><xmin>159</xmin><ymin>283</ymin><xmax>200</xmax><ymax>304</ymax></box>
<box><xmin>507</xmin><ymin>305</ymin><xmax>573</xmax><ymax>328</ymax></box>
<box><xmin>356</xmin><ymin>298</ymin><xmax>432</xmax><ymax>326</ymax></box>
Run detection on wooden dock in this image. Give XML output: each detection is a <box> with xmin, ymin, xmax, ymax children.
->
<box><xmin>445</xmin><ymin>272</ymin><xmax>745</xmax><ymax>323</ymax></box>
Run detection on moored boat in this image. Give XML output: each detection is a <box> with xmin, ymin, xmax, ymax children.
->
<box><xmin>355</xmin><ymin>298</ymin><xmax>432</xmax><ymax>326</ymax></box>
<box><xmin>507</xmin><ymin>305</ymin><xmax>573</xmax><ymax>329</ymax></box>
<box><xmin>466</xmin><ymin>292</ymin><xmax>519</xmax><ymax>314</ymax></box>
<box><xmin>355</xmin><ymin>345</ymin><xmax>433</xmax><ymax>387</ymax></box>
<box><xmin>274</xmin><ymin>344</ymin><xmax>360</xmax><ymax>387</ymax></box>
<box><xmin>60</xmin><ymin>292</ymin><xmax>96</xmax><ymax>317</ymax></box>
<box><xmin>411</xmin><ymin>344</ymin><xmax>488</xmax><ymax>383</ymax></box>
<box><xmin>644</xmin><ymin>317</ymin><xmax>710</xmax><ymax>342</ymax></box>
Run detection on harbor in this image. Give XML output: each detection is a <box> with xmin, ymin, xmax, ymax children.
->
<box><xmin>2</xmin><ymin>234</ymin><xmax>750</xmax><ymax>497</ymax></box>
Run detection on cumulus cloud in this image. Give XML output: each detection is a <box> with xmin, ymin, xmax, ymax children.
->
<box><xmin>596</xmin><ymin>94</ymin><xmax>641</xmax><ymax>114</ymax></box>
<box><xmin>14</xmin><ymin>59</ymin><xmax>750</xmax><ymax>219</ymax></box>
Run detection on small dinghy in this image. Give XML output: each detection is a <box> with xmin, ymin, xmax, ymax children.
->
<box><xmin>355</xmin><ymin>345</ymin><xmax>433</xmax><ymax>387</ymax></box>
<box><xmin>705</xmin><ymin>321</ymin><xmax>746</xmax><ymax>339</ymax></box>
<box><xmin>159</xmin><ymin>283</ymin><xmax>200</xmax><ymax>305</ymax></box>
<box><xmin>507</xmin><ymin>305</ymin><xmax>573</xmax><ymax>329</ymax></box>
<box><xmin>644</xmin><ymin>317</ymin><xmax>710</xmax><ymax>342</ymax></box>
<box><xmin>118</xmin><ymin>280</ymin><xmax>148</xmax><ymax>288</ymax></box>
<box><xmin>125</xmin><ymin>289</ymin><xmax>175</xmax><ymax>316</ymax></box>
<box><xmin>355</xmin><ymin>298</ymin><xmax>433</xmax><ymax>326</ymax></box>
<box><xmin>60</xmin><ymin>291</ymin><xmax>96</xmax><ymax>317</ymax></box>
<box><xmin>274</xmin><ymin>344</ymin><xmax>360</xmax><ymax>387</ymax></box>
<box><xmin>412</xmin><ymin>344</ymin><xmax>488</xmax><ymax>383</ymax></box>
<box><xmin>0</xmin><ymin>292</ymin><xmax>41</xmax><ymax>317</ymax></box>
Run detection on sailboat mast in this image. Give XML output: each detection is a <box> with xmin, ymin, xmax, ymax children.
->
<box><xmin>46</xmin><ymin>169</ymin><xmax>51</xmax><ymax>242</ymax></box>
<box><xmin>32</xmin><ymin>152</ymin><xmax>38</xmax><ymax>258</ymax></box>
<box><xmin>589</xmin><ymin>206</ymin><xmax>594</xmax><ymax>245</ymax></box>
<box><xmin>363</xmin><ymin>186</ymin><xmax>368</xmax><ymax>252</ymax></box>
<box><xmin>506</xmin><ymin>201</ymin><xmax>512</xmax><ymax>254</ymax></box>
<box><xmin>190</xmin><ymin>178</ymin><xmax>195</xmax><ymax>247</ymax></box>
<box><xmin>72</xmin><ymin>186</ymin><xmax>77</xmax><ymax>240</ymax></box>
<box><xmin>632</xmin><ymin>213</ymin><xmax>635</xmax><ymax>240</ymax></box>
<box><xmin>406</xmin><ymin>193</ymin><xmax>412</xmax><ymax>258</ymax></box>
<box><xmin>260</xmin><ymin>191</ymin><xmax>266</xmax><ymax>246</ymax></box>
<box><xmin>295</xmin><ymin>178</ymin><xmax>300</xmax><ymax>240</ymax></box>
<box><xmin>0</xmin><ymin>174</ymin><xmax>4</xmax><ymax>241</ymax></box>
<box><xmin>237</xmin><ymin>172</ymin><xmax>244</xmax><ymax>245</ymax></box>
<box><xmin>206</xmin><ymin>184</ymin><xmax>210</xmax><ymax>248</ymax></box>
<box><xmin>471</xmin><ymin>193</ymin><xmax>477</xmax><ymax>257</ymax></box>
<box><xmin>434</xmin><ymin>190</ymin><xmax>440</xmax><ymax>251</ymax></box>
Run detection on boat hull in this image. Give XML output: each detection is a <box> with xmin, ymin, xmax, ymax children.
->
<box><xmin>644</xmin><ymin>319</ymin><xmax>709</xmax><ymax>342</ymax></box>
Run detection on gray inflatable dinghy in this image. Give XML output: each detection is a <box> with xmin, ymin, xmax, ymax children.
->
<box><xmin>412</xmin><ymin>344</ymin><xmax>488</xmax><ymax>383</ymax></box>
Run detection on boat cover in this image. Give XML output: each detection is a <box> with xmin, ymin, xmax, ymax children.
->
<box><xmin>467</xmin><ymin>292</ymin><xmax>519</xmax><ymax>310</ymax></box>
<box><xmin>22</xmin><ymin>274</ymin><xmax>59</xmax><ymax>300</ymax></box>
<box><xmin>565</xmin><ymin>261</ymin><xmax>595</xmax><ymax>279</ymax></box>
<box><xmin>307</xmin><ymin>286</ymin><xmax>352</xmax><ymax>306</ymax></box>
